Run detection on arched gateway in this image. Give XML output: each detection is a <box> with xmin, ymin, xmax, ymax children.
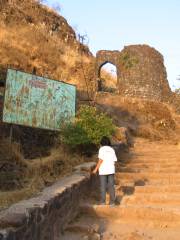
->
<box><xmin>95</xmin><ymin>45</ymin><xmax>171</xmax><ymax>101</ymax></box>
<box><xmin>96</xmin><ymin>50</ymin><xmax>121</xmax><ymax>91</ymax></box>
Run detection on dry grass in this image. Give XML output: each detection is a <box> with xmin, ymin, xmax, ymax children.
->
<box><xmin>0</xmin><ymin>139</ymin><xmax>91</xmax><ymax>209</ymax></box>
<box><xmin>0</xmin><ymin>22</ymin><xmax>95</xmax><ymax>99</ymax></box>
<box><xmin>100</xmin><ymin>69</ymin><xmax>117</xmax><ymax>89</ymax></box>
<box><xmin>0</xmin><ymin>0</ymin><xmax>95</xmax><ymax>96</ymax></box>
<box><xmin>0</xmin><ymin>24</ymin><xmax>83</xmax><ymax>77</ymax></box>
<box><xmin>0</xmin><ymin>0</ymin><xmax>95</xmax><ymax>207</ymax></box>
<box><xmin>96</xmin><ymin>94</ymin><xmax>179</xmax><ymax>141</ymax></box>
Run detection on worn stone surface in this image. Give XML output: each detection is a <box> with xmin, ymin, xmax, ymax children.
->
<box><xmin>73</xmin><ymin>162</ymin><xmax>96</xmax><ymax>173</ymax></box>
<box><xmin>61</xmin><ymin>139</ymin><xmax>180</xmax><ymax>240</ymax></box>
<box><xmin>96</xmin><ymin>45</ymin><xmax>172</xmax><ymax>101</ymax></box>
<box><xmin>0</xmin><ymin>162</ymin><xmax>96</xmax><ymax>240</ymax></box>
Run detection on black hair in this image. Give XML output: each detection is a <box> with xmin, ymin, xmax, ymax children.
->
<box><xmin>100</xmin><ymin>136</ymin><xmax>111</xmax><ymax>146</ymax></box>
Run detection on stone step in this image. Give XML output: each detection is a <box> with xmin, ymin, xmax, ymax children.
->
<box><xmin>121</xmin><ymin>159</ymin><xmax>180</xmax><ymax>165</ymax></box>
<box><xmin>119</xmin><ymin>166</ymin><xmax>179</xmax><ymax>173</ymax></box>
<box><xmin>119</xmin><ymin>163</ymin><xmax>179</xmax><ymax>170</ymax></box>
<box><xmin>115</xmin><ymin>176</ymin><xmax>180</xmax><ymax>186</ymax></box>
<box><xmin>146</xmin><ymin>179</ymin><xmax>180</xmax><ymax>185</ymax></box>
<box><xmin>131</xmin><ymin>153</ymin><xmax>179</xmax><ymax>156</ymax></box>
<box><xmin>116</xmin><ymin>172</ymin><xmax>180</xmax><ymax>180</ymax></box>
<box><xmin>100</xmin><ymin>221</ymin><xmax>180</xmax><ymax>240</ymax></box>
<box><xmin>118</xmin><ymin>178</ymin><xmax>180</xmax><ymax>186</ymax></box>
<box><xmin>132</xmin><ymin>149</ymin><xmax>180</xmax><ymax>154</ymax></box>
<box><xmin>135</xmin><ymin>185</ymin><xmax>180</xmax><ymax>194</ymax></box>
<box><xmin>128</xmin><ymin>149</ymin><xmax>179</xmax><ymax>153</ymax></box>
<box><xmin>119</xmin><ymin>184</ymin><xmax>180</xmax><ymax>197</ymax></box>
<box><xmin>123</xmin><ymin>153</ymin><xmax>180</xmax><ymax>158</ymax></box>
<box><xmin>121</xmin><ymin>193</ymin><xmax>180</xmax><ymax>206</ymax></box>
<box><xmin>79</xmin><ymin>204</ymin><xmax>180</xmax><ymax>227</ymax></box>
<box><xmin>116</xmin><ymin>179</ymin><xmax>136</xmax><ymax>187</ymax></box>
<box><xmin>132</xmin><ymin>156</ymin><xmax>180</xmax><ymax>159</ymax></box>
<box><xmin>120</xmin><ymin>163</ymin><xmax>180</xmax><ymax>168</ymax></box>
<box><xmin>133</xmin><ymin>152</ymin><xmax>179</xmax><ymax>155</ymax></box>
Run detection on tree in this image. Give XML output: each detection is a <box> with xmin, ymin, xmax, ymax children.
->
<box><xmin>60</xmin><ymin>105</ymin><xmax>115</xmax><ymax>153</ymax></box>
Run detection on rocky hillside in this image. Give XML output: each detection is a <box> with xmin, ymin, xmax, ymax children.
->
<box><xmin>96</xmin><ymin>92</ymin><xmax>180</xmax><ymax>142</ymax></box>
<box><xmin>0</xmin><ymin>0</ymin><xmax>97</xmax><ymax>158</ymax></box>
<box><xmin>0</xmin><ymin>0</ymin><xmax>95</xmax><ymax>98</ymax></box>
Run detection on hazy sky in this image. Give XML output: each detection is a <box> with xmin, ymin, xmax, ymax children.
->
<box><xmin>46</xmin><ymin>0</ymin><xmax>180</xmax><ymax>90</ymax></box>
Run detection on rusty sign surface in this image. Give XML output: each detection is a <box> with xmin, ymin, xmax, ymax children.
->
<box><xmin>3</xmin><ymin>69</ymin><xmax>76</xmax><ymax>130</ymax></box>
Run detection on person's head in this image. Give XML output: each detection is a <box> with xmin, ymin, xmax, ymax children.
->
<box><xmin>100</xmin><ymin>136</ymin><xmax>111</xmax><ymax>146</ymax></box>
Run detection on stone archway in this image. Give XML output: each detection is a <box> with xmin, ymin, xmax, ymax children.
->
<box><xmin>95</xmin><ymin>45</ymin><xmax>172</xmax><ymax>101</ymax></box>
<box><xmin>98</xmin><ymin>62</ymin><xmax>117</xmax><ymax>92</ymax></box>
<box><xmin>96</xmin><ymin>50</ymin><xmax>121</xmax><ymax>91</ymax></box>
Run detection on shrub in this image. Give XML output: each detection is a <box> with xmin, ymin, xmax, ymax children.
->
<box><xmin>60</xmin><ymin>105</ymin><xmax>115</xmax><ymax>151</ymax></box>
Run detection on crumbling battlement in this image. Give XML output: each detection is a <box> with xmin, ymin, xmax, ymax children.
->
<box><xmin>96</xmin><ymin>45</ymin><xmax>172</xmax><ymax>101</ymax></box>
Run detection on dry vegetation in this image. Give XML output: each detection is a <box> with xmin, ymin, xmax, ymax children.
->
<box><xmin>0</xmin><ymin>0</ymin><xmax>97</xmax><ymax>208</ymax></box>
<box><xmin>0</xmin><ymin>0</ymin><xmax>96</xmax><ymax>207</ymax></box>
<box><xmin>0</xmin><ymin>0</ymin><xmax>96</xmax><ymax>98</ymax></box>
<box><xmin>0</xmin><ymin>23</ymin><xmax>94</xmax><ymax>92</ymax></box>
<box><xmin>96</xmin><ymin>93</ymin><xmax>180</xmax><ymax>142</ymax></box>
<box><xmin>0</xmin><ymin>138</ymin><xmax>90</xmax><ymax>209</ymax></box>
<box><xmin>100</xmin><ymin>68</ymin><xmax>117</xmax><ymax>90</ymax></box>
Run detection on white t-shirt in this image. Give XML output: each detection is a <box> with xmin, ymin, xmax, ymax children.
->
<box><xmin>98</xmin><ymin>146</ymin><xmax>117</xmax><ymax>175</ymax></box>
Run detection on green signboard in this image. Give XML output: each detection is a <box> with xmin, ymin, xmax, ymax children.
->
<box><xmin>3</xmin><ymin>69</ymin><xmax>76</xmax><ymax>130</ymax></box>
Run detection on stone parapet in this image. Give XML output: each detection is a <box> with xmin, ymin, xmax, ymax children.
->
<box><xmin>0</xmin><ymin>162</ymin><xmax>96</xmax><ymax>240</ymax></box>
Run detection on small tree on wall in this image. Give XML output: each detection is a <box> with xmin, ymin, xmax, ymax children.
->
<box><xmin>120</xmin><ymin>51</ymin><xmax>139</xmax><ymax>70</ymax></box>
<box><xmin>118</xmin><ymin>51</ymin><xmax>139</xmax><ymax>91</ymax></box>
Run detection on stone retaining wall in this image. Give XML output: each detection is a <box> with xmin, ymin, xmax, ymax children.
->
<box><xmin>0</xmin><ymin>162</ymin><xmax>96</xmax><ymax>240</ymax></box>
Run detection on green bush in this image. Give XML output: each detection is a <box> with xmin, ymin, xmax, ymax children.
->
<box><xmin>60</xmin><ymin>105</ymin><xmax>115</xmax><ymax>150</ymax></box>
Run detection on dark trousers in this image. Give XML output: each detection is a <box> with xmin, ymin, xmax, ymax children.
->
<box><xmin>100</xmin><ymin>174</ymin><xmax>115</xmax><ymax>204</ymax></box>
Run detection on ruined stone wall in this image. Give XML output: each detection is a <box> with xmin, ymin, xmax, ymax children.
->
<box><xmin>0</xmin><ymin>162</ymin><xmax>96</xmax><ymax>240</ymax></box>
<box><xmin>96</xmin><ymin>45</ymin><xmax>172</xmax><ymax>101</ymax></box>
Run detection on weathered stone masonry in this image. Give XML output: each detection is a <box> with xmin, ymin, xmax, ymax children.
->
<box><xmin>0</xmin><ymin>162</ymin><xmax>96</xmax><ymax>240</ymax></box>
<box><xmin>96</xmin><ymin>45</ymin><xmax>172</xmax><ymax>101</ymax></box>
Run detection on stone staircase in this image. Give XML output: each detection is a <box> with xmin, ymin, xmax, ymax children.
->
<box><xmin>59</xmin><ymin>138</ymin><xmax>180</xmax><ymax>240</ymax></box>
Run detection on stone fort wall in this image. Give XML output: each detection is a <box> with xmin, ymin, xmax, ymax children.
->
<box><xmin>96</xmin><ymin>45</ymin><xmax>172</xmax><ymax>101</ymax></box>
